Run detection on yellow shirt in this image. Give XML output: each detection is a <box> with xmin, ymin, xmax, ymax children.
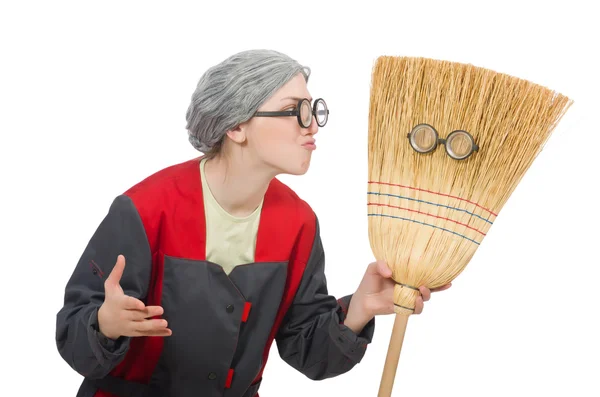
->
<box><xmin>200</xmin><ymin>157</ymin><xmax>263</xmax><ymax>275</ymax></box>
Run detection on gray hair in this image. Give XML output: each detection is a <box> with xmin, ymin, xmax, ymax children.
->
<box><xmin>185</xmin><ymin>49</ymin><xmax>311</xmax><ymax>156</ymax></box>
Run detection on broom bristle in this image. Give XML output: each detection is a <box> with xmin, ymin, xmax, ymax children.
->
<box><xmin>367</xmin><ymin>56</ymin><xmax>573</xmax><ymax>314</ymax></box>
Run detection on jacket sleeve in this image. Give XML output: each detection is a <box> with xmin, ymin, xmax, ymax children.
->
<box><xmin>275</xmin><ymin>216</ymin><xmax>375</xmax><ymax>380</ymax></box>
<box><xmin>55</xmin><ymin>194</ymin><xmax>152</xmax><ymax>379</ymax></box>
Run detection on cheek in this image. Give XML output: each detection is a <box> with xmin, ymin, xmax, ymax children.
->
<box><xmin>254</xmin><ymin>120</ymin><xmax>299</xmax><ymax>152</ymax></box>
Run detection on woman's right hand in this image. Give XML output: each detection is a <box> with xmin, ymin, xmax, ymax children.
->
<box><xmin>98</xmin><ymin>254</ymin><xmax>172</xmax><ymax>340</ymax></box>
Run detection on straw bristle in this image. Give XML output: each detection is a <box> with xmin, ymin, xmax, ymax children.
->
<box><xmin>367</xmin><ymin>56</ymin><xmax>573</xmax><ymax>314</ymax></box>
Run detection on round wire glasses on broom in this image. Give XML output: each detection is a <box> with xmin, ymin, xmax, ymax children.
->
<box><xmin>367</xmin><ymin>56</ymin><xmax>573</xmax><ymax>396</ymax></box>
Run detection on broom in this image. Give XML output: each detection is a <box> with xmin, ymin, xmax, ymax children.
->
<box><xmin>366</xmin><ymin>56</ymin><xmax>573</xmax><ymax>396</ymax></box>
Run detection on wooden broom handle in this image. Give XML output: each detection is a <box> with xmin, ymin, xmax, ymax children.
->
<box><xmin>378</xmin><ymin>313</ymin><xmax>410</xmax><ymax>396</ymax></box>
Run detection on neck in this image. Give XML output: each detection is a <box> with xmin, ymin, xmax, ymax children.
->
<box><xmin>203</xmin><ymin>152</ymin><xmax>276</xmax><ymax>217</ymax></box>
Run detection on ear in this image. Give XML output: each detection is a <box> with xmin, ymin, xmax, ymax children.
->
<box><xmin>225</xmin><ymin>122</ymin><xmax>247</xmax><ymax>144</ymax></box>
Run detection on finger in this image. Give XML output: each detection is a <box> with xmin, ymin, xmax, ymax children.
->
<box><xmin>140</xmin><ymin>305</ymin><xmax>164</xmax><ymax>318</ymax></box>
<box><xmin>376</xmin><ymin>260</ymin><xmax>393</xmax><ymax>278</ymax></box>
<box><xmin>385</xmin><ymin>304</ymin><xmax>395</xmax><ymax>315</ymax></box>
<box><xmin>384</xmin><ymin>284</ymin><xmax>394</xmax><ymax>299</ymax></box>
<box><xmin>413</xmin><ymin>296</ymin><xmax>424</xmax><ymax>315</ymax></box>
<box><xmin>367</xmin><ymin>260</ymin><xmax>387</xmax><ymax>274</ymax></box>
<box><xmin>372</xmin><ymin>290</ymin><xmax>396</xmax><ymax>316</ymax></box>
<box><xmin>105</xmin><ymin>255</ymin><xmax>126</xmax><ymax>290</ymax></box>
<box><xmin>121</xmin><ymin>295</ymin><xmax>146</xmax><ymax>311</ymax></box>
<box><xmin>126</xmin><ymin>306</ymin><xmax>164</xmax><ymax>321</ymax></box>
<box><xmin>366</xmin><ymin>260</ymin><xmax>380</xmax><ymax>274</ymax></box>
<box><xmin>431</xmin><ymin>283</ymin><xmax>452</xmax><ymax>292</ymax></box>
<box><xmin>131</xmin><ymin>328</ymin><xmax>173</xmax><ymax>337</ymax></box>
<box><xmin>131</xmin><ymin>318</ymin><xmax>169</xmax><ymax>333</ymax></box>
<box><xmin>419</xmin><ymin>286</ymin><xmax>431</xmax><ymax>302</ymax></box>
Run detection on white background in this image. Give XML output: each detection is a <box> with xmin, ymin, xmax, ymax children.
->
<box><xmin>1</xmin><ymin>1</ymin><xmax>599</xmax><ymax>396</ymax></box>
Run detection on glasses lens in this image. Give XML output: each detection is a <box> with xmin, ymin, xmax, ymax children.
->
<box><xmin>300</xmin><ymin>100</ymin><xmax>312</xmax><ymax>127</ymax></box>
<box><xmin>409</xmin><ymin>124</ymin><xmax>438</xmax><ymax>153</ymax></box>
<box><xmin>315</xmin><ymin>99</ymin><xmax>328</xmax><ymax>126</ymax></box>
<box><xmin>445</xmin><ymin>130</ymin><xmax>475</xmax><ymax>160</ymax></box>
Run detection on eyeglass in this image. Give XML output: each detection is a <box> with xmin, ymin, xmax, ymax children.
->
<box><xmin>407</xmin><ymin>123</ymin><xmax>479</xmax><ymax>160</ymax></box>
<box><xmin>254</xmin><ymin>98</ymin><xmax>329</xmax><ymax>128</ymax></box>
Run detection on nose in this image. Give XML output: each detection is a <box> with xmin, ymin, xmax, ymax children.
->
<box><xmin>303</xmin><ymin>114</ymin><xmax>319</xmax><ymax>136</ymax></box>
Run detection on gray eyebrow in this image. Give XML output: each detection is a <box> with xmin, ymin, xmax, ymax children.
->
<box><xmin>281</xmin><ymin>96</ymin><xmax>313</xmax><ymax>102</ymax></box>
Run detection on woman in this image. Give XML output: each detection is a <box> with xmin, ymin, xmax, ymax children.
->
<box><xmin>55</xmin><ymin>49</ymin><xmax>451</xmax><ymax>397</ymax></box>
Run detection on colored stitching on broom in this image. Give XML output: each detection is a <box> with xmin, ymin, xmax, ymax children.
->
<box><xmin>368</xmin><ymin>202</ymin><xmax>487</xmax><ymax>236</ymax></box>
<box><xmin>394</xmin><ymin>303</ymin><xmax>415</xmax><ymax>311</ymax></box>
<box><xmin>368</xmin><ymin>213</ymin><xmax>481</xmax><ymax>245</ymax></box>
<box><xmin>367</xmin><ymin>192</ymin><xmax>493</xmax><ymax>225</ymax></box>
<box><xmin>368</xmin><ymin>181</ymin><xmax>498</xmax><ymax>217</ymax></box>
<box><xmin>396</xmin><ymin>282</ymin><xmax>419</xmax><ymax>291</ymax></box>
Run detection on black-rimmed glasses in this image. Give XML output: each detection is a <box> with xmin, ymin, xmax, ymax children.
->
<box><xmin>254</xmin><ymin>98</ymin><xmax>329</xmax><ymax>128</ymax></box>
<box><xmin>407</xmin><ymin>123</ymin><xmax>479</xmax><ymax>160</ymax></box>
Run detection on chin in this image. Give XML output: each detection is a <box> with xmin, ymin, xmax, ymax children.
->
<box><xmin>294</xmin><ymin>166</ymin><xmax>310</xmax><ymax>175</ymax></box>
<box><xmin>277</xmin><ymin>160</ymin><xmax>311</xmax><ymax>176</ymax></box>
<box><xmin>267</xmin><ymin>151</ymin><xmax>312</xmax><ymax>176</ymax></box>
<box><xmin>295</xmin><ymin>156</ymin><xmax>313</xmax><ymax>175</ymax></box>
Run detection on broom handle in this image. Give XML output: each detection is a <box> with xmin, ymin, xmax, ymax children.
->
<box><xmin>378</xmin><ymin>313</ymin><xmax>410</xmax><ymax>396</ymax></box>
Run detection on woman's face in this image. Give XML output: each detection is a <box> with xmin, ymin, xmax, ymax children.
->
<box><xmin>244</xmin><ymin>72</ymin><xmax>319</xmax><ymax>176</ymax></box>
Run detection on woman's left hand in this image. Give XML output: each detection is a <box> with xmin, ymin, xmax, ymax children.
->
<box><xmin>343</xmin><ymin>260</ymin><xmax>452</xmax><ymax>334</ymax></box>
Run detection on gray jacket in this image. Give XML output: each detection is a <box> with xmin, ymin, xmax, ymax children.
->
<box><xmin>55</xmin><ymin>157</ymin><xmax>375</xmax><ymax>397</ymax></box>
